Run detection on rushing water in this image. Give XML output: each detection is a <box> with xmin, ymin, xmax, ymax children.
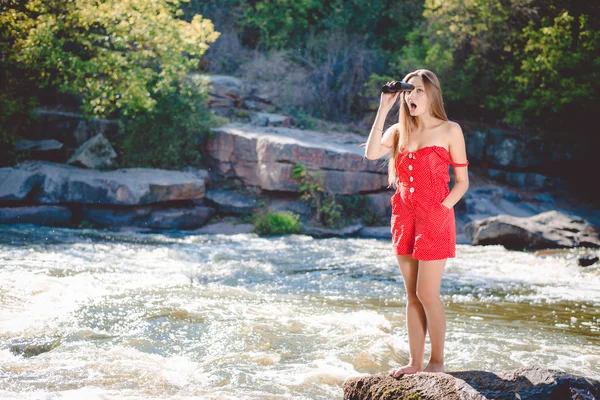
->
<box><xmin>0</xmin><ymin>225</ymin><xmax>598</xmax><ymax>399</ymax></box>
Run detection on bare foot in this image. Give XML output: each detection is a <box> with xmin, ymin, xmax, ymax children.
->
<box><xmin>389</xmin><ymin>364</ymin><xmax>422</xmax><ymax>379</ymax></box>
<box><xmin>422</xmin><ymin>361</ymin><xmax>444</xmax><ymax>373</ymax></box>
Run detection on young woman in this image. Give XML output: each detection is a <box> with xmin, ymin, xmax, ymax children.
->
<box><xmin>364</xmin><ymin>69</ymin><xmax>469</xmax><ymax>376</ymax></box>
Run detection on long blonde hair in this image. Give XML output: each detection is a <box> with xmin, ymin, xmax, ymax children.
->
<box><xmin>388</xmin><ymin>69</ymin><xmax>448</xmax><ymax>187</ymax></box>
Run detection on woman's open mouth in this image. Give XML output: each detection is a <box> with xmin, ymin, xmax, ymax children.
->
<box><xmin>410</xmin><ymin>103</ymin><xmax>417</xmax><ymax>111</ymax></box>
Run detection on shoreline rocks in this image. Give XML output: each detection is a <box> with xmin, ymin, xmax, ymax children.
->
<box><xmin>343</xmin><ymin>366</ymin><xmax>600</xmax><ymax>400</ymax></box>
<box><xmin>464</xmin><ymin>210</ymin><xmax>600</xmax><ymax>250</ymax></box>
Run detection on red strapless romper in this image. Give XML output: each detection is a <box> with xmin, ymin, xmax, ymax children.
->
<box><xmin>390</xmin><ymin>145</ymin><xmax>469</xmax><ymax>261</ymax></box>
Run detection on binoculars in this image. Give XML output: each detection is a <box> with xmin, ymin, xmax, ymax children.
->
<box><xmin>381</xmin><ymin>81</ymin><xmax>414</xmax><ymax>93</ymax></box>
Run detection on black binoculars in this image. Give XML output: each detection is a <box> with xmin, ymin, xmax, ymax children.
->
<box><xmin>381</xmin><ymin>81</ymin><xmax>414</xmax><ymax>93</ymax></box>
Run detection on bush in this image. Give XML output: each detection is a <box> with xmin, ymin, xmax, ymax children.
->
<box><xmin>252</xmin><ymin>211</ymin><xmax>301</xmax><ymax>235</ymax></box>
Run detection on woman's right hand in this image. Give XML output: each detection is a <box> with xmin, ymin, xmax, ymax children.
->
<box><xmin>379</xmin><ymin>82</ymin><xmax>401</xmax><ymax>113</ymax></box>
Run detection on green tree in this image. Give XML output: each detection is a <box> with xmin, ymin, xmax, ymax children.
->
<box><xmin>1</xmin><ymin>0</ymin><xmax>220</xmax><ymax>167</ymax></box>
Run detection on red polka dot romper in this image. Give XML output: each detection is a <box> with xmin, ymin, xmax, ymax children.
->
<box><xmin>390</xmin><ymin>145</ymin><xmax>469</xmax><ymax>261</ymax></box>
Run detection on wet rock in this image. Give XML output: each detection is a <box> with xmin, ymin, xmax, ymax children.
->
<box><xmin>464</xmin><ymin>210</ymin><xmax>600</xmax><ymax>250</ymax></box>
<box><xmin>204</xmin><ymin>123</ymin><xmax>388</xmax><ymax>194</ymax></box>
<box><xmin>80</xmin><ymin>205</ymin><xmax>215</xmax><ymax>230</ymax></box>
<box><xmin>191</xmin><ymin>221</ymin><xmax>254</xmax><ymax>234</ymax></box>
<box><xmin>267</xmin><ymin>197</ymin><xmax>311</xmax><ymax>218</ymax></box>
<box><xmin>357</xmin><ymin>226</ymin><xmax>392</xmax><ymax>239</ymax></box>
<box><xmin>67</xmin><ymin>133</ymin><xmax>117</xmax><ymax>169</ymax></box>
<box><xmin>204</xmin><ymin>189</ymin><xmax>257</xmax><ymax>215</ymax></box>
<box><xmin>363</xmin><ymin>191</ymin><xmax>394</xmax><ymax>223</ymax></box>
<box><xmin>302</xmin><ymin>223</ymin><xmax>364</xmax><ymax>238</ymax></box>
<box><xmin>10</xmin><ymin>337</ymin><xmax>61</xmax><ymax>358</ymax></box>
<box><xmin>0</xmin><ymin>206</ymin><xmax>72</xmax><ymax>226</ymax></box>
<box><xmin>579</xmin><ymin>255</ymin><xmax>599</xmax><ymax>267</ymax></box>
<box><xmin>342</xmin><ymin>366</ymin><xmax>600</xmax><ymax>400</ymax></box>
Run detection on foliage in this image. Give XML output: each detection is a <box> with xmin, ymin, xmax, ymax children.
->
<box><xmin>489</xmin><ymin>11</ymin><xmax>600</xmax><ymax>139</ymax></box>
<box><xmin>292</xmin><ymin>163</ymin><xmax>342</xmax><ymax>227</ymax></box>
<box><xmin>116</xmin><ymin>75</ymin><xmax>229</xmax><ymax>169</ymax></box>
<box><xmin>2</xmin><ymin>0</ymin><xmax>219</xmax><ymax>118</ymax></box>
<box><xmin>1</xmin><ymin>0</ymin><xmax>221</xmax><ymax>168</ymax></box>
<box><xmin>252</xmin><ymin>211</ymin><xmax>300</xmax><ymax>235</ymax></box>
<box><xmin>396</xmin><ymin>0</ymin><xmax>600</xmax><ymax>141</ymax></box>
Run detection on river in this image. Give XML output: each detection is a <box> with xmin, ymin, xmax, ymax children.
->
<box><xmin>0</xmin><ymin>225</ymin><xmax>598</xmax><ymax>399</ymax></box>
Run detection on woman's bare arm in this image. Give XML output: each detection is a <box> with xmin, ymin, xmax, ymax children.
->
<box><xmin>365</xmin><ymin>89</ymin><xmax>400</xmax><ymax>160</ymax></box>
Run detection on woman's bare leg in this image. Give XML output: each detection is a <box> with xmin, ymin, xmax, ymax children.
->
<box><xmin>390</xmin><ymin>255</ymin><xmax>426</xmax><ymax>378</ymax></box>
<box><xmin>416</xmin><ymin>258</ymin><xmax>447</xmax><ymax>373</ymax></box>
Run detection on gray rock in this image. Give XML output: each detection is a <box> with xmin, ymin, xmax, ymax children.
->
<box><xmin>0</xmin><ymin>164</ymin><xmax>45</xmax><ymax>202</ymax></box>
<box><xmin>25</xmin><ymin>161</ymin><xmax>206</xmax><ymax>205</ymax></box>
<box><xmin>343</xmin><ymin>366</ymin><xmax>600</xmax><ymax>400</ymax></box>
<box><xmin>465</xmin><ymin>129</ymin><xmax>487</xmax><ymax>162</ymax></box>
<box><xmin>267</xmin><ymin>197</ymin><xmax>312</xmax><ymax>218</ymax></box>
<box><xmin>0</xmin><ymin>206</ymin><xmax>72</xmax><ymax>226</ymax></box>
<box><xmin>10</xmin><ymin>337</ymin><xmax>61</xmax><ymax>358</ymax></box>
<box><xmin>302</xmin><ymin>223</ymin><xmax>364</xmax><ymax>238</ymax></box>
<box><xmin>15</xmin><ymin>139</ymin><xmax>64</xmax><ymax>152</ymax></box>
<box><xmin>579</xmin><ymin>255</ymin><xmax>599</xmax><ymax>267</ymax></box>
<box><xmin>204</xmin><ymin>189</ymin><xmax>257</xmax><ymax>214</ymax></box>
<box><xmin>67</xmin><ymin>133</ymin><xmax>117</xmax><ymax>169</ymax></box>
<box><xmin>204</xmin><ymin>74</ymin><xmax>244</xmax><ymax>106</ymax></box>
<box><xmin>250</xmin><ymin>112</ymin><xmax>291</xmax><ymax>127</ymax></box>
<box><xmin>464</xmin><ymin>210</ymin><xmax>600</xmax><ymax>250</ymax></box>
<box><xmin>357</xmin><ymin>226</ymin><xmax>391</xmax><ymax>239</ymax></box>
<box><xmin>363</xmin><ymin>191</ymin><xmax>394</xmax><ymax>222</ymax></box>
<box><xmin>29</xmin><ymin>109</ymin><xmax>119</xmax><ymax>149</ymax></box>
<box><xmin>204</xmin><ymin>123</ymin><xmax>389</xmax><ymax>194</ymax></box>
<box><xmin>80</xmin><ymin>205</ymin><xmax>215</xmax><ymax>230</ymax></box>
<box><xmin>191</xmin><ymin>221</ymin><xmax>254</xmax><ymax>234</ymax></box>
<box><xmin>488</xmin><ymin>169</ymin><xmax>563</xmax><ymax>190</ymax></box>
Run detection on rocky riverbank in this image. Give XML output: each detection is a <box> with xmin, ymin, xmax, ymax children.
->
<box><xmin>1</xmin><ymin>74</ymin><xmax>599</xmax><ymax>253</ymax></box>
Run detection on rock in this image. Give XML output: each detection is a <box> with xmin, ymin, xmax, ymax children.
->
<box><xmin>342</xmin><ymin>366</ymin><xmax>600</xmax><ymax>400</ymax></box>
<box><xmin>27</xmin><ymin>109</ymin><xmax>119</xmax><ymax>149</ymax></box>
<box><xmin>10</xmin><ymin>337</ymin><xmax>61</xmax><ymax>358</ymax></box>
<box><xmin>464</xmin><ymin>210</ymin><xmax>600</xmax><ymax>250</ymax></box>
<box><xmin>67</xmin><ymin>133</ymin><xmax>117</xmax><ymax>169</ymax></box>
<box><xmin>15</xmin><ymin>139</ymin><xmax>64</xmax><ymax>152</ymax></box>
<box><xmin>357</xmin><ymin>226</ymin><xmax>392</xmax><ymax>239</ymax></box>
<box><xmin>80</xmin><ymin>205</ymin><xmax>215</xmax><ymax>230</ymax></box>
<box><xmin>465</xmin><ymin>129</ymin><xmax>487</xmax><ymax>162</ymax></box>
<box><xmin>363</xmin><ymin>192</ymin><xmax>394</xmax><ymax>223</ymax></box>
<box><xmin>250</xmin><ymin>112</ymin><xmax>291</xmax><ymax>127</ymax></box>
<box><xmin>267</xmin><ymin>197</ymin><xmax>312</xmax><ymax>217</ymax></box>
<box><xmin>191</xmin><ymin>221</ymin><xmax>254</xmax><ymax>234</ymax></box>
<box><xmin>303</xmin><ymin>223</ymin><xmax>364</xmax><ymax>238</ymax></box>
<box><xmin>0</xmin><ymin>206</ymin><xmax>72</xmax><ymax>226</ymax></box>
<box><xmin>488</xmin><ymin>169</ymin><xmax>564</xmax><ymax>190</ymax></box>
<box><xmin>204</xmin><ymin>74</ymin><xmax>244</xmax><ymax>107</ymax></box>
<box><xmin>579</xmin><ymin>255</ymin><xmax>599</xmax><ymax>267</ymax></box>
<box><xmin>0</xmin><ymin>164</ymin><xmax>45</xmax><ymax>202</ymax></box>
<box><xmin>204</xmin><ymin>123</ymin><xmax>388</xmax><ymax>194</ymax></box>
<box><xmin>204</xmin><ymin>189</ymin><xmax>257</xmax><ymax>214</ymax></box>
<box><xmin>10</xmin><ymin>161</ymin><xmax>207</xmax><ymax>206</ymax></box>
<box><xmin>143</xmin><ymin>207</ymin><xmax>215</xmax><ymax>230</ymax></box>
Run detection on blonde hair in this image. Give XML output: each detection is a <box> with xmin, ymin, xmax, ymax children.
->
<box><xmin>387</xmin><ymin>69</ymin><xmax>448</xmax><ymax>187</ymax></box>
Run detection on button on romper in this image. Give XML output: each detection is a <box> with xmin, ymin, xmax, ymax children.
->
<box><xmin>390</xmin><ymin>145</ymin><xmax>469</xmax><ymax>261</ymax></box>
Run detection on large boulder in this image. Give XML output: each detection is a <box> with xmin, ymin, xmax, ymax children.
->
<box><xmin>343</xmin><ymin>366</ymin><xmax>600</xmax><ymax>400</ymax></box>
<box><xmin>464</xmin><ymin>210</ymin><xmax>600</xmax><ymax>250</ymax></box>
<box><xmin>0</xmin><ymin>162</ymin><xmax>208</xmax><ymax>206</ymax></box>
<box><xmin>204</xmin><ymin>123</ymin><xmax>389</xmax><ymax>195</ymax></box>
